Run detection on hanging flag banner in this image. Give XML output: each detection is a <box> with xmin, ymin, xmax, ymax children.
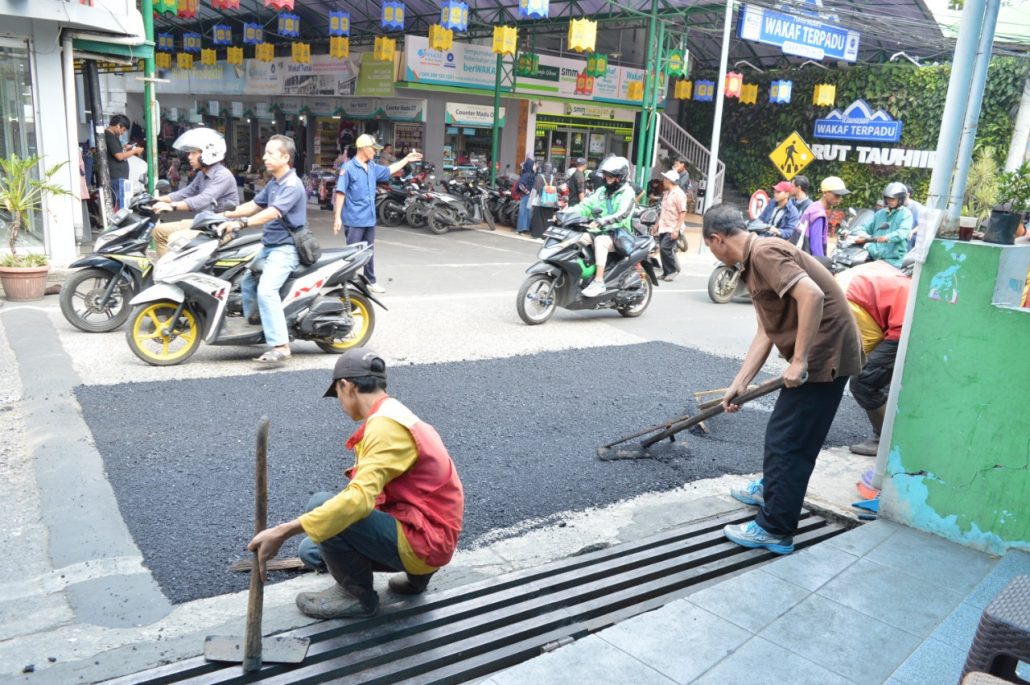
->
<box><xmin>737</xmin><ymin>3</ymin><xmax>859</xmax><ymax>62</ymax></box>
<box><xmin>813</xmin><ymin>99</ymin><xmax>903</xmax><ymax>143</ymax></box>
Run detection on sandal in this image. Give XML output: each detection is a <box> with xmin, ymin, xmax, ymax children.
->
<box><xmin>255</xmin><ymin>348</ymin><xmax>291</xmax><ymax>364</ymax></box>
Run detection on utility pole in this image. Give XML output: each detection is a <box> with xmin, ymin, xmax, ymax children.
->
<box><xmin>83</xmin><ymin>60</ymin><xmax>113</xmax><ymax>226</ymax></box>
<box><xmin>704</xmin><ymin>0</ymin><xmax>734</xmax><ymax>208</ymax></box>
<box><xmin>141</xmin><ymin>0</ymin><xmax>157</xmax><ymax>194</ymax></box>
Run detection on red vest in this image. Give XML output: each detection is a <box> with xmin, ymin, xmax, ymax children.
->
<box><xmin>353</xmin><ymin>398</ymin><xmax>465</xmax><ymax>567</ymax></box>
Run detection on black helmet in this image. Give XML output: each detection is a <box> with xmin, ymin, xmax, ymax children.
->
<box><xmin>883</xmin><ymin>181</ymin><xmax>907</xmax><ymax>206</ymax></box>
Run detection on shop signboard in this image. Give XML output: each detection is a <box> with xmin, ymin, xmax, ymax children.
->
<box><xmin>281</xmin><ymin>54</ymin><xmax>359</xmax><ymax>96</ymax></box>
<box><xmin>403</xmin><ymin>35</ymin><xmax>652</xmax><ymax>106</ymax></box>
<box><xmin>356</xmin><ymin>54</ymin><xmax>396</xmax><ymax>97</ymax></box>
<box><xmin>245</xmin><ymin>58</ymin><xmax>282</xmax><ymax>95</ymax></box>
<box><xmin>445</xmin><ymin>103</ymin><xmax>505</xmax><ymax>127</ymax></box>
<box><xmin>565</xmin><ymin>103</ymin><xmax>618</xmax><ymax>120</ymax></box>
<box><xmin>737</xmin><ymin>3</ymin><xmax>859</xmax><ymax>62</ymax></box>
<box><xmin>811</xmin><ymin>142</ymin><xmax>936</xmax><ymax>168</ymax></box>
<box><xmin>813</xmin><ymin>99</ymin><xmax>903</xmax><ymax>143</ymax></box>
<box><xmin>380</xmin><ymin>100</ymin><xmax>425</xmax><ymax>122</ymax></box>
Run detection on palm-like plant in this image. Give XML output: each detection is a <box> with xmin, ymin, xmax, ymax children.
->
<box><xmin>0</xmin><ymin>154</ymin><xmax>71</xmax><ymax>265</ymax></box>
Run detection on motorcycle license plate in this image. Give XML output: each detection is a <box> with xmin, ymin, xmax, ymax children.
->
<box><xmin>543</xmin><ymin>227</ymin><xmax>570</xmax><ymax>240</ymax></box>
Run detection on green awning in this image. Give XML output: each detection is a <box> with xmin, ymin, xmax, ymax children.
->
<box><xmin>73</xmin><ymin>39</ymin><xmax>154</xmax><ymax>61</ymax></box>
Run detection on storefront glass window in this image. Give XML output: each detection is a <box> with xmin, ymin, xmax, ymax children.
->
<box><xmin>0</xmin><ymin>39</ymin><xmax>41</xmax><ymax>248</ymax></box>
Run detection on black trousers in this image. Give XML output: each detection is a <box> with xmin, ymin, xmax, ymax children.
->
<box><xmin>658</xmin><ymin>232</ymin><xmax>679</xmax><ymax>276</ymax></box>
<box><xmin>756</xmin><ymin>376</ymin><xmax>849</xmax><ymax>537</ymax></box>
<box><xmin>849</xmin><ymin>340</ymin><xmax>899</xmax><ymax>411</ymax></box>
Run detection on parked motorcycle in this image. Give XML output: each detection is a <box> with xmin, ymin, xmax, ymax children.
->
<box><xmin>124</xmin><ymin>213</ymin><xmax>380</xmax><ymax>366</ymax></box>
<box><xmin>515</xmin><ymin>207</ymin><xmax>659</xmax><ymax>325</ymax></box>
<box><xmin>706</xmin><ymin>219</ymin><xmax>778</xmax><ymax>304</ymax></box>
<box><xmin>426</xmin><ymin>183</ymin><xmax>496</xmax><ymax>234</ymax></box>
<box><xmin>60</xmin><ymin>194</ymin><xmax>160</xmax><ymax>332</ymax></box>
<box><xmin>376</xmin><ymin>182</ymin><xmax>409</xmax><ymax>227</ymax></box>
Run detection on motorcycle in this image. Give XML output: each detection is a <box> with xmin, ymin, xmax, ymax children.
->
<box><xmin>317</xmin><ymin>170</ymin><xmax>340</xmax><ymax>211</ymax></box>
<box><xmin>376</xmin><ymin>181</ymin><xmax>409</xmax><ymax>227</ymax></box>
<box><xmin>426</xmin><ymin>182</ymin><xmax>496</xmax><ymax>234</ymax></box>
<box><xmin>827</xmin><ymin>209</ymin><xmax>876</xmax><ymax>274</ymax></box>
<box><xmin>60</xmin><ymin>193</ymin><xmax>161</xmax><ymax>332</ymax></box>
<box><xmin>404</xmin><ymin>179</ymin><xmax>436</xmax><ymax>229</ymax></box>
<box><xmin>515</xmin><ymin>207</ymin><xmax>659</xmax><ymax>325</ymax></box>
<box><xmin>124</xmin><ymin>213</ymin><xmax>381</xmax><ymax>366</ymax></box>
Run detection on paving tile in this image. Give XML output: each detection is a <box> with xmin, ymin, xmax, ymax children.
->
<box><xmin>760</xmin><ymin>593</ymin><xmax>922</xmax><ymax>684</ymax></box>
<box><xmin>931</xmin><ymin>601</ymin><xmax>984</xmax><ymax>650</ymax></box>
<box><xmin>817</xmin><ymin>557</ymin><xmax>966</xmax><ymax>637</ymax></box>
<box><xmin>887</xmin><ymin>637</ymin><xmax>966</xmax><ymax>685</ymax></box>
<box><xmin>823</xmin><ymin>520</ymin><xmax>901</xmax><ymax>557</ymax></box>
<box><xmin>762</xmin><ymin>541</ymin><xmax>860</xmax><ymax>592</ymax></box>
<box><xmin>597</xmin><ymin>599</ymin><xmax>751</xmax><ymax>683</ymax></box>
<box><xmin>687</xmin><ymin>569</ymin><xmax>810</xmax><ymax>633</ymax></box>
<box><xmin>693</xmin><ymin>636</ymin><xmax>855</xmax><ymax>685</ymax></box>
<box><xmin>864</xmin><ymin>526</ymin><xmax>995</xmax><ymax>594</ymax></box>
<box><xmin>964</xmin><ymin>549</ymin><xmax>1030</xmax><ymax>609</ymax></box>
<box><xmin>489</xmin><ymin>635</ymin><xmax>677</xmax><ymax>685</ymax></box>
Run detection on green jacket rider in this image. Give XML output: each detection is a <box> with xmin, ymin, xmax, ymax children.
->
<box><xmin>573</xmin><ymin>156</ymin><xmax>636</xmax><ymax>298</ymax></box>
<box><xmin>855</xmin><ymin>181</ymin><xmax>913</xmax><ymax>268</ymax></box>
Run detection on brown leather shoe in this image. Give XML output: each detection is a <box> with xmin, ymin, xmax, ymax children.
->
<box><xmin>387</xmin><ymin>572</ymin><xmax>435</xmax><ymax>595</ymax></box>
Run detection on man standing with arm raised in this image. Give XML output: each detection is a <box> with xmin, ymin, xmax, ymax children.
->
<box><xmin>333</xmin><ymin>135</ymin><xmax>422</xmax><ymax>294</ymax></box>
<box><xmin>703</xmin><ymin>204</ymin><xmax>862</xmax><ymax>554</ymax></box>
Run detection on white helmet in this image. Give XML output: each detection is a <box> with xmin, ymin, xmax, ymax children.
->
<box><xmin>172</xmin><ymin>127</ymin><xmax>226</xmax><ymax>166</ymax></box>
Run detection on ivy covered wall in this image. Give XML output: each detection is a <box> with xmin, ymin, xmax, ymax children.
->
<box><xmin>681</xmin><ymin>58</ymin><xmax>1029</xmax><ymax>208</ymax></box>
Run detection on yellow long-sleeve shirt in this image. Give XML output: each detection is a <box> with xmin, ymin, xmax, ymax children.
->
<box><xmin>298</xmin><ymin>416</ymin><xmax>436</xmax><ymax>574</ymax></box>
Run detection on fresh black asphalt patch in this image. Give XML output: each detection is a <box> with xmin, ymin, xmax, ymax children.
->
<box><xmin>77</xmin><ymin>342</ymin><xmax>868</xmax><ymax>604</ymax></box>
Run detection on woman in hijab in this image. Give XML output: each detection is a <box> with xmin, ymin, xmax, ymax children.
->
<box><xmin>530</xmin><ymin>161</ymin><xmax>558</xmax><ymax>238</ymax></box>
<box><xmin>516</xmin><ymin>157</ymin><xmax>537</xmax><ymax>234</ymax></box>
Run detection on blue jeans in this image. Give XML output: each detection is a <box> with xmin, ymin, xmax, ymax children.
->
<box><xmin>112</xmin><ymin>177</ymin><xmax>126</xmax><ymax>210</ymax></box>
<box><xmin>517</xmin><ymin>195</ymin><xmax>531</xmax><ymax>233</ymax></box>
<box><xmin>345</xmin><ymin>225</ymin><xmax>376</xmax><ymax>283</ymax></box>
<box><xmin>297</xmin><ymin>491</ymin><xmax>405</xmax><ymax>586</ymax></box>
<box><xmin>241</xmin><ymin>244</ymin><xmax>299</xmax><ymax>347</ymax></box>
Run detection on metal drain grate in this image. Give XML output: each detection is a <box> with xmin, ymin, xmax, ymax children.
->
<box><xmin>108</xmin><ymin>508</ymin><xmax>847</xmax><ymax>684</ymax></box>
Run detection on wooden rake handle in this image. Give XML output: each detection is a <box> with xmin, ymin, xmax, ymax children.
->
<box><xmin>243</xmin><ymin>417</ymin><xmax>270</xmax><ymax>673</ymax></box>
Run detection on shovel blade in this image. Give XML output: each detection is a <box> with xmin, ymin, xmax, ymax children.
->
<box><xmin>203</xmin><ymin>635</ymin><xmax>311</xmax><ymax>664</ymax></box>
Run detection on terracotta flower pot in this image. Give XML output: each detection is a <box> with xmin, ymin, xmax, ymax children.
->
<box><xmin>0</xmin><ymin>265</ymin><xmax>50</xmax><ymax>301</ymax></box>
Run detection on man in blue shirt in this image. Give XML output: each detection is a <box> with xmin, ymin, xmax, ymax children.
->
<box><xmin>758</xmin><ymin>181</ymin><xmax>801</xmax><ymax>242</ymax></box>
<box><xmin>333</xmin><ymin>134</ymin><xmax>422</xmax><ymax>293</ymax></box>
<box><xmin>223</xmin><ymin>135</ymin><xmax>307</xmax><ymax>364</ymax></box>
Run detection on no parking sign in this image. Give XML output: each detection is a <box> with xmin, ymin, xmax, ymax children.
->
<box><xmin>749</xmin><ymin>189</ymin><xmax>769</xmax><ymax>219</ymax></box>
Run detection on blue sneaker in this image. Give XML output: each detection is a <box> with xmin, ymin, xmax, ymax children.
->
<box><xmin>730</xmin><ymin>478</ymin><xmax>764</xmax><ymax>506</ymax></box>
<box><xmin>723</xmin><ymin>521</ymin><xmax>794</xmax><ymax>555</ymax></box>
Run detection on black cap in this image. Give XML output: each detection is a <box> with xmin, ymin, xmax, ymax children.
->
<box><xmin>323</xmin><ymin>348</ymin><xmax>387</xmax><ymax>397</ymax></box>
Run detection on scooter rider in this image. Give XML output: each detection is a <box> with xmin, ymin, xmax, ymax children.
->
<box><xmin>573</xmin><ymin>156</ymin><xmax>637</xmax><ymax>298</ymax></box>
<box><xmin>852</xmin><ymin>182</ymin><xmax>912</xmax><ymax>268</ymax></box>
<box><xmin>151</xmin><ymin>128</ymin><xmax>239</xmax><ymax>257</ymax></box>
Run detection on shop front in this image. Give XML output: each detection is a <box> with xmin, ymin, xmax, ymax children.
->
<box><xmin>533</xmin><ymin>101</ymin><xmax>635</xmax><ymax>171</ymax></box>
<box><xmin>443</xmin><ymin>103</ymin><xmax>505</xmax><ymax>171</ymax></box>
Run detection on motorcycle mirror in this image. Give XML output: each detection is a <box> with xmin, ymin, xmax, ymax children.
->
<box><xmin>848</xmin><ymin>208</ymin><xmax>857</xmax><ymax>217</ymax></box>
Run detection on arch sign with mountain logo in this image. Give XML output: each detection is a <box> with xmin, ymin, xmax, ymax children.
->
<box><xmin>769</xmin><ymin>131</ymin><xmax>814</xmax><ymax>181</ymax></box>
<box><xmin>813</xmin><ymin>99</ymin><xmax>903</xmax><ymax>143</ymax></box>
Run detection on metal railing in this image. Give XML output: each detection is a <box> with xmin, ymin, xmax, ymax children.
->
<box><xmin>657</xmin><ymin>112</ymin><xmax>725</xmax><ymax>206</ymax></box>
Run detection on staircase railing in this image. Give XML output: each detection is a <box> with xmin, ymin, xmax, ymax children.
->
<box><xmin>657</xmin><ymin>112</ymin><xmax>725</xmax><ymax>206</ymax></box>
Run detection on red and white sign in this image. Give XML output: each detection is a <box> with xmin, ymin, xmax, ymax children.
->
<box><xmin>748</xmin><ymin>190</ymin><xmax>769</xmax><ymax>219</ymax></box>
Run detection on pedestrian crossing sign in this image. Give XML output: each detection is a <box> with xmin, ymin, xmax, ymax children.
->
<box><xmin>769</xmin><ymin>131</ymin><xmax>814</xmax><ymax>180</ymax></box>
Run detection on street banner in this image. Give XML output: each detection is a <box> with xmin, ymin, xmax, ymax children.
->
<box><xmin>738</xmin><ymin>3</ymin><xmax>859</xmax><ymax>62</ymax></box>
<box><xmin>813</xmin><ymin>99</ymin><xmax>903</xmax><ymax>143</ymax></box>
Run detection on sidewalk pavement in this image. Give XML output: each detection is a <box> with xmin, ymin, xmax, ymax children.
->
<box><xmin>481</xmin><ymin>521</ymin><xmax>1030</xmax><ymax>685</ymax></box>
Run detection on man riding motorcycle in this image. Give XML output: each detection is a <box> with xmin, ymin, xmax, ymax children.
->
<box><xmin>852</xmin><ymin>181</ymin><xmax>912</xmax><ymax>268</ymax></box>
<box><xmin>151</xmin><ymin>128</ymin><xmax>240</xmax><ymax>257</ymax></box>
<box><xmin>572</xmin><ymin>156</ymin><xmax>637</xmax><ymax>298</ymax></box>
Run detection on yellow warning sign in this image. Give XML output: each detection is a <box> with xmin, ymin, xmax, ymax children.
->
<box><xmin>769</xmin><ymin>131</ymin><xmax>814</xmax><ymax>180</ymax></box>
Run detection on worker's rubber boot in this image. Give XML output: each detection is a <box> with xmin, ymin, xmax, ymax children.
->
<box><xmin>296</xmin><ymin>551</ymin><xmax>379</xmax><ymax>619</ymax></box>
<box><xmin>850</xmin><ymin>406</ymin><xmax>885</xmax><ymax>456</ymax></box>
<box><xmin>388</xmin><ymin>571</ymin><xmax>436</xmax><ymax>595</ymax></box>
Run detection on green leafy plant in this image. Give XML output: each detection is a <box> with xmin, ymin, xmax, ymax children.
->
<box><xmin>963</xmin><ymin>146</ymin><xmax>1000</xmax><ymax>221</ymax></box>
<box><xmin>996</xmin><ymin>161</ymin><xmax>1030</xmax><ymax>213</ymax></box>
<box><xmin>0</xmin><ymin>252</ymin><xmax>47</xmax><ymax>267</ymax></box>
<box><xmin>0</xmin><ymin>154</ymin><xmax>71</xmax><ymax>266</ymax></box>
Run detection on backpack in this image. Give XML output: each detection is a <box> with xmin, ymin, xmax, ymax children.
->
<box><xmin>539</xmin><ymin>175</ymin><xmax>558</xmax><ymax>207</ymax></box>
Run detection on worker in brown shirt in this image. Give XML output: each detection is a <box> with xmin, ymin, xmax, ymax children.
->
<box><xmin>703</xmin><ymin>204</ymin><xmax>862</xmax><ymax>554</ymax></box>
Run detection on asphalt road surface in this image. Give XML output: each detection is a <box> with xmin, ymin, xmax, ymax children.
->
<box><xmin>77</xmin><ymin>341</ymin><xmax>867</xmax><ymax>604</ymax></box>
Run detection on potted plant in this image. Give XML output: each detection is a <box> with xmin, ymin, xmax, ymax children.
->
<box><xmin>985</xmin><ymin>160</ymin><xmax>1030</xmax><ymax>245</ymax></box>
<box><xmin>0</xmin><ymin>154</ymin><xmax>70</xmax><ymax>300</ymax></box>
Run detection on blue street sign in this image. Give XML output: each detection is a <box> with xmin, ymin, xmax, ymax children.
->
<box><xmin>737</xmin><ymin>3</ymin><xmax>859</xmax><ymax>62</ymax></box>
<box><xmin>813</xmin><ymin>99</ymin><xmax>903</xmax><ymax>143</ymax></box>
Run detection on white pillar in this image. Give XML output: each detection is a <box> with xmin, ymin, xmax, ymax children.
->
<box><xmin>62</xmin><ymin>35</ymin><xmax>85</xmax><ymax>242</ymax></box>
<box><xmin>1005</xmin><ymin>75</ymin><xmax>1030</xmax><ymax>171</ymax></box>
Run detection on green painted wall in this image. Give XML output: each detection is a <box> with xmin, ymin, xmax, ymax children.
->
<box><xmin>882</xmin><ymin>240</ymin><xmax>1030</xmax><ymax>555</ymax></box>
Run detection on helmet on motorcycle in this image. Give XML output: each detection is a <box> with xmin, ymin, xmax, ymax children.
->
<box><xmin>882</xmin><ymin>181</ymin><xmax>908</xmax><ymax>206</ymax></box>
<box><xmin>172</xmin><ymin>127</ymin><xmax>227</xmax><ymax>166</ymax></box>
<box><xmin>597</xmin><ymin>155</ymin><xmax>630</xmax><ymax>192</ymax></box>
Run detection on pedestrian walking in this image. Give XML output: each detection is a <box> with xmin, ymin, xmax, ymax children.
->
<box><xmin>515</xmin><ymin>157</ymin><xmax>536</xmax><ymax>235</ymax></box>
<box><xmin>703</xmin><ymin>204</ymin><xmax>862</xmax><ymax>555</ymax></box>
<box><xmin>247</xmin><ymin>348</ymin><xmax>465</xmax><ymax>620</ymax></box>
<box><xmin>333</xmin><ymin>134</ymin><xmax>422</xmax><ymax>294</ymax></box>
<box><xmin>221</xmin><ymin>135</ymin><xmax>306</xmax><ymax>365</ymax></box>
<box><xmin>656</xmin><ymin>170</ymin><xmax>687</xmax><ymax>280</ymax></box>
<box><xmin>530</xmin><ymin>162</ymin><xmax>558</xmax><ymax>238</ymax></box>
<box><xmin>104</xmin><ymin>114</ymin><xmax>143</xmax><ymax>210</ymax></box>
